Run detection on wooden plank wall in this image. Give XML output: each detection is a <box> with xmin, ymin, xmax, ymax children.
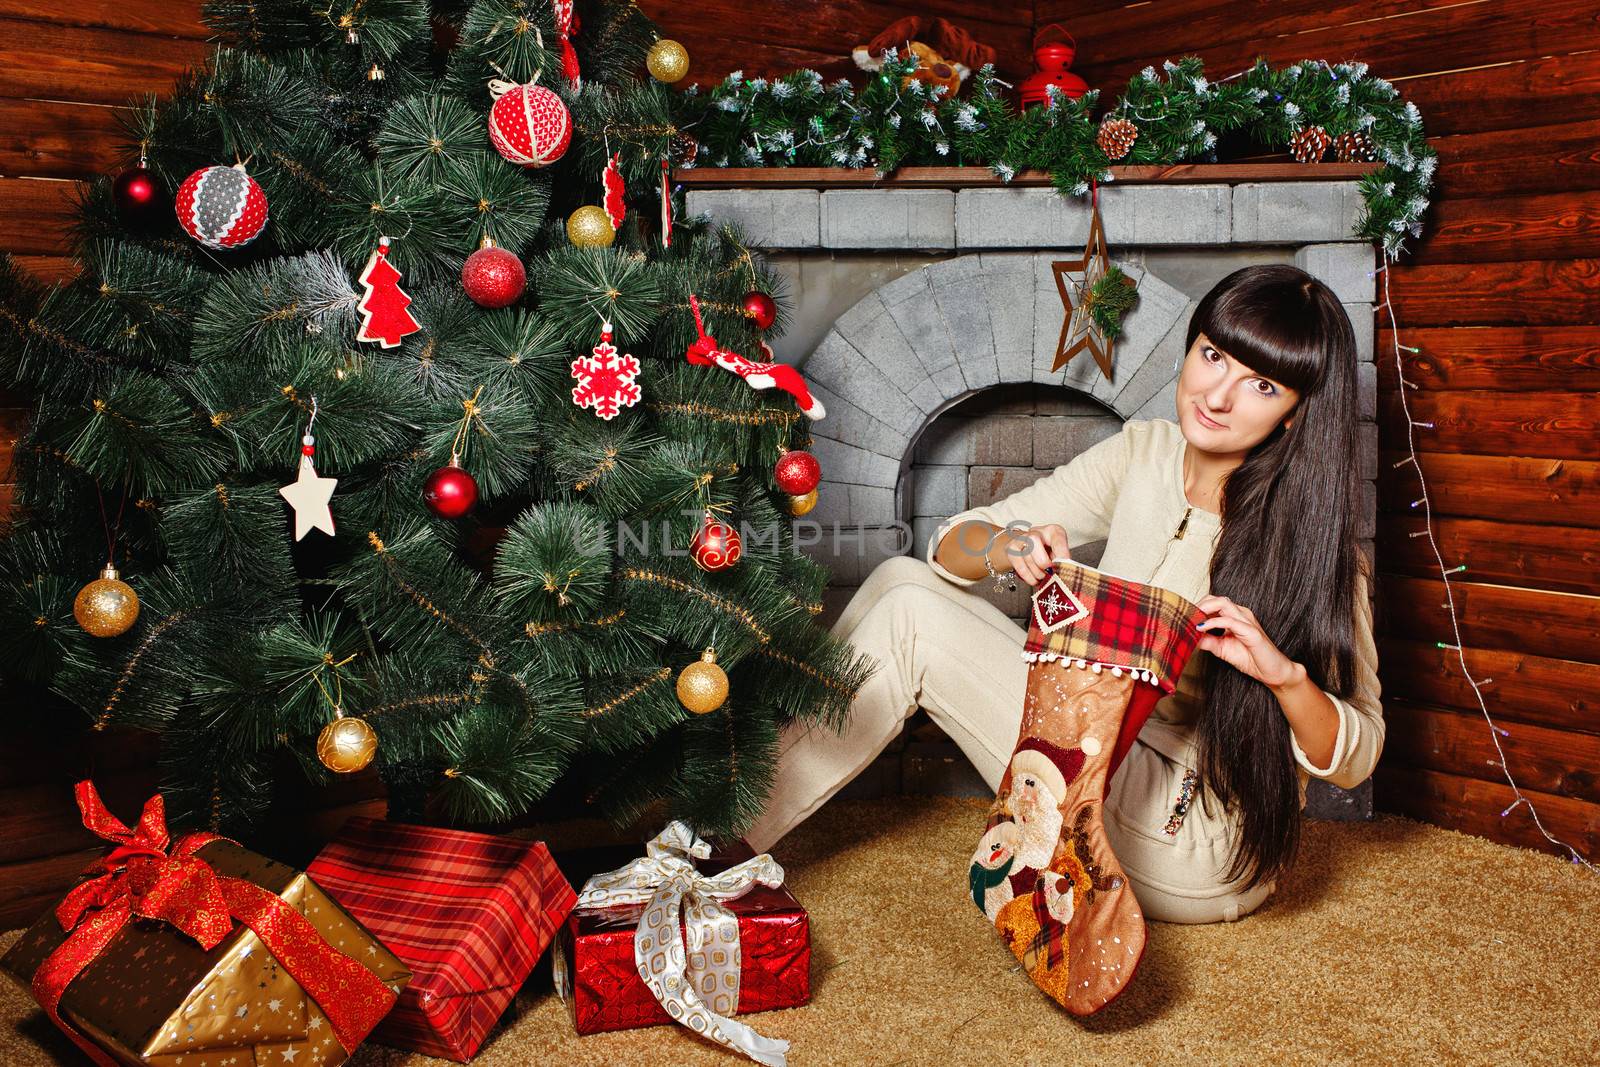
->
<box><xmin>2</xmin><ymin>0</ymin><xmax>1595</xmax><ymax>921</ymax></box>
<box><xmin>1043</xmin><ymin>0</ymin><xmax>1600</xmax><ymax>859</ymax></box>
<box><xmin>0</xmin><ymin>1</ymin><xmax>1037</xmax><ymax>928</ymax></box>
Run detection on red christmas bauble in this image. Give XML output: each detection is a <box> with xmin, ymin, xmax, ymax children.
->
<box><xmin>774</xmin><ymin>449</ymin><xmax>821</xmax><ymax>495</ymax></box>
<box><xmin>462</xmin><ymin>245</ymin><xmax>526</xmax><ymax>308</ymax></box>
<box><xmin>175</xmin><ymin>164</ymin><xmax>268</xmax><ymax>250</ymax></box>
<box><xmin>740</xmin><ymin>291</ymin><xmax>777</xmax><ymax>331</ymax></box>
<box><xmin>690</xmin><ymin>516</ymin><xmax>741</xmax><ymax>571</ymax></box>
<box><xmin>423</xmin><ymin>464</ymin><xmax>478</xmax><ymax>519</ymax></box>
<box><xmin>113</xmin><ymin>166</ymin><xmax>165</xmax><ymax>229</ymax></box>
<box><xmin>487</xmin><ymin>82</ymin><xmax>572</xmax><ymax>167</ymax></box>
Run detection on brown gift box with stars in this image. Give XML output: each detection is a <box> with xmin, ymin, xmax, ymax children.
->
<box><xmin>1</xmin><ymin>786</ymin><xmax>410</xmax><ymax>1067</ymax></box>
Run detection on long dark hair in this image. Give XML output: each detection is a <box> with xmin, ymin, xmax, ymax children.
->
<box><xmin>1188</xmin><ymin>263</ymin><xmax>1364</xmax><ymax>893</ymax></box>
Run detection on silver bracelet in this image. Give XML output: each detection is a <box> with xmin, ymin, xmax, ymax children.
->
<box><xmin>984</xmin><ymin>539</ymin><xmax>1018</xmax><ymax>592</ymax></box>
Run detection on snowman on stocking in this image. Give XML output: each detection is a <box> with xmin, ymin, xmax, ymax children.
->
<box><xmin>969</xmin><ymin>556</ymin><xmax>1208</xmax><ymax>1014</ymax></box>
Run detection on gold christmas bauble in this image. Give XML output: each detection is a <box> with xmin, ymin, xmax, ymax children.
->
<box><xmin>676</xmin><ymin>647</ymin><xmax>728</xmax><ymax>714</ymax></box>
<box><xmin>73</xmin><ymin>564</ymin><xmax>140</xmax><ymax>638</ymax></box>
<box><xmin>646</xmin><ymin>39</ymin><xmax>690</xmax><ymax>84</ymax></box>
<box><xmin>787</xmin><ymin>488</ymin><xmax>818</xmax><ymax>516</ymax></box>
<box><xmin>567</xmin><ymin>205</ymin><xmax>616</xmax><ymax>248</ymax></box>
<box><xmin>317</xmin><ymin>715</ymin><xmax>378</xmax><ymax>773</ymax></box>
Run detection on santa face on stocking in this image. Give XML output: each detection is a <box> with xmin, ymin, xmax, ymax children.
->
<box><xmin>1008</xmin><ymin>738</ymin><xmax>1085</xmax><ymax>871</ymax></box>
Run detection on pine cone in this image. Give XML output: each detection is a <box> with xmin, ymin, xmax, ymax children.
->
<box><xmin>1097</xmin><ymin>116</ymin><xmax>1138</xmax><ymax>161</ymax></box>
<box><xmin>669</xmin><ymin>131</ymin><xmax>699</xmax><ymax>167</ymax></box>
<box><xmin>1289</xmin><ymin>124</ymin><xmax>1332</xmax><ymax>163</ymax></box>
<box><xmin>1332</xmin><ymin>130</ymin><xmax>1377</xmax><ymax>163</ymax></box>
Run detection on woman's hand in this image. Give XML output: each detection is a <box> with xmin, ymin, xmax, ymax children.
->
<box><xmin>991</xmin><ymin>523</ymin><xmax>1071</xmax><ymax>587</ymax></box>
<box><xmin>1193</xmin><ymin>594</ymin><xmax>1303</xmax><ymax>689</ymax></box>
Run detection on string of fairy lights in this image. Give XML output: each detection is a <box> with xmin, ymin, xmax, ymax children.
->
<box><xmin>1378</xmin><ymin>260</ymin><xmax>1597</xmax><ymax>874</ymax></box>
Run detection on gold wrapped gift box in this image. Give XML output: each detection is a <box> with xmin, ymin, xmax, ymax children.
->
<box><xmin>1</xmin><ymin>839</ymin><xmax>411</xmax><ymax>1066</ymax></box>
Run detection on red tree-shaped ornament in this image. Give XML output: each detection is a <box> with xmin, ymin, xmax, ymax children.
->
<box><xmin>356</xmin><ymin>236</ymin><xmax>423</xmax><ymax>348</ymax></box>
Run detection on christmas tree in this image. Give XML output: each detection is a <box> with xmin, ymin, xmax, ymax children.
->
<box><xmin>0</xmin><ymin>0</ymin><xmax>875</xmax><ymax>837</ymax></box>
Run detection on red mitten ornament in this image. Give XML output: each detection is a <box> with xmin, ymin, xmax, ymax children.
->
<box><xmin>570</xmin><ymin>321</ymin><xmax>642</xmax><ymax>419</ymax></box>
<box><xmin>684</xmin><ymin>294</ymin><xmax>825</xmax><ymax>419</ymax></box>
<box><xmin>603</xmin><ymin>151</ymin><xmax>626</xmax><ymax>231</ymax></box>
<box><xmin>971</xmin><ymin>557</ymin><xmax>1207</xmax><ymax>1015</ymax></box>
<box><xmin>356</xmin><ymin>237</ymin><xmax>422</xmax><ymax>348</ymax></box>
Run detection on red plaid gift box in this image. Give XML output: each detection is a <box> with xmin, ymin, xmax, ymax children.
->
<box><xmin>553</xmin><ymin>825</ymin><xmax>809</xmax><ymax>1057</ymax></box>
<box><xmin>307</xmin><ymin>817</ymin><xmax>577</xmax><ymax>1062</ymax></box>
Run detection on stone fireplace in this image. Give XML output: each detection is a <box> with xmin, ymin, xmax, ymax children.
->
<box><xmin>685</xmin><ymin>170</ymin><xmax>1379</xmax><ymax>818</ymax></box>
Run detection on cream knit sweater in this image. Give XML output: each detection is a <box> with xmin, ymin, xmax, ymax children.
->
<box><xmin>925</xmin><ymin>417</ymin><xmax>1385</xmax><ymax>804</ymax></box>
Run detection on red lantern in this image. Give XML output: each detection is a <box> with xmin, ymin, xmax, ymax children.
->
<box><xmin>1018</xmin><ymin>26</ymin><xmax>1089</xmax><ymax>109</ymax></box>
<box><xmin>774</xmin><ymin>449</ymin><xmax>821</xmax><ymax>495</ymax></box>
<box><xmin>690</xmin><ymin>513</ymin><xmax>741</xmax><ymax>572</ymax></box>
<box><xmin>740</xmin><ymin>291</ymin><xmax>776</xmax><ymax>331</ymax></box>
<box><xmin>423</xmin><ymin>463</ymin><xmax>478</xmax><ymax>519</ymax></box>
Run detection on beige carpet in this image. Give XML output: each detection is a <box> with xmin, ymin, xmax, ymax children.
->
<box><xmin>3</xmin><ymin>796</ymin><xmax>1596</xmax><ymax>1066</ymax></box>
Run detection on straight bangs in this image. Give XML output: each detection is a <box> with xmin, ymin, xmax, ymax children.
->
<box><xmin>1186</xmin><ymin>265</ymin><xmax>1339</xmax><ymax>396</ymax></box>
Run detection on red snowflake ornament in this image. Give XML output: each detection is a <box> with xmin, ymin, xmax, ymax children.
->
<box><xmin>570</xmin><ymin>322</ymin><xmax>642</xmax><ymax>419</ymax></box>
<box><xmin>356</xmin><ymin>236</ymin><xmax>422</xmax><ymax>348</ymax></box>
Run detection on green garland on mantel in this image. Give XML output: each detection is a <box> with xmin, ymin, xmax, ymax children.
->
<box><xmin>676</xmin><ymin>54</ymin><xmax>1436</xmax><ymax>261</ymax></box>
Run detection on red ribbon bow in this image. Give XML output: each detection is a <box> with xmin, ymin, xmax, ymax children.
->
<box><xmin>30</xmin><ymin>781</ymin><xmax>397</xmax><ymax>1066</ymax></box>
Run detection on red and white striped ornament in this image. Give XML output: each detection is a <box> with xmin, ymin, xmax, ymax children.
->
<box><xmin>660</xmin><ymin>158</ymin><xmax>674</xmax><ymax>248</ymax></box>
<box><xmin>603</xmin><ymin>151</ymin><xmax>626</xmax><ymax>230</ymax></box>
<box><xmin>552</xmin><ymin>0</ymin><xmax>583</xmax><ymax>89</ymax></box>
<box><xmin>175</xmin><ymin>163</ymin><xmax>268</xmax><ymax>250</ymax></box>
<box><xmin>487</xmin><ymin>77</ymin><xmax>572</xmax><ymax>168</ymax></box>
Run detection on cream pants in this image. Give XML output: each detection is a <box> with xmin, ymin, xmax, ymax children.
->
<box><xmin>746</xmin><ymin>555</ymin><xmax>1277</xmax><ymax>924</ymax></box>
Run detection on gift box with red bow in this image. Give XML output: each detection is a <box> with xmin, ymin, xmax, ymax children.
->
<box><xmin>553</xmin><ymin>822</ymin><xmax>810</xmax><ymax>1066</ymax></box>
<box><xmin>306</xmin><ymin>816</ymin><xmax>577</xmax><ymax>1062</ymax></box>
<box><xmin>0</xmin><ymin>781</ymin><xmax>410</xmax><ymax>1067</ymax></box>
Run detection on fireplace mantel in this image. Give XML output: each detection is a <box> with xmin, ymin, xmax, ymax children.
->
<box><xmin>674</xmin><ymin>162</ymin><xmax>1380</xmax><ymax>188</ymax></box>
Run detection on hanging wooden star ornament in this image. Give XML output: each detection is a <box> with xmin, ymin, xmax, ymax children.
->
<box><xmin>1051</xmin><ymin>195</ymin><xmax>1138</xmax><ymax>379</ymax></box>
<box><xmin>279</xmin><ymin>401</ymin><xmax>337</xmax><ymax>540</ymax></box>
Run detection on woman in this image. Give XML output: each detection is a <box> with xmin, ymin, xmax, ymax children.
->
<box><xmin>745</xmin><ymin>264</ymin><xmax>1385</xmax><ymax>924</ymax></box>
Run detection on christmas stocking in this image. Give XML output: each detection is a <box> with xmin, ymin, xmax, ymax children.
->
<box><xmin>968</xmin><ymin>557</ymin><xmax>1207</xmax><ymax>1014</ymax></box>
<box><xmin>684</xmin><ymin>294</ymin><xmax>826</xmax><ymax>419</ymax></box>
